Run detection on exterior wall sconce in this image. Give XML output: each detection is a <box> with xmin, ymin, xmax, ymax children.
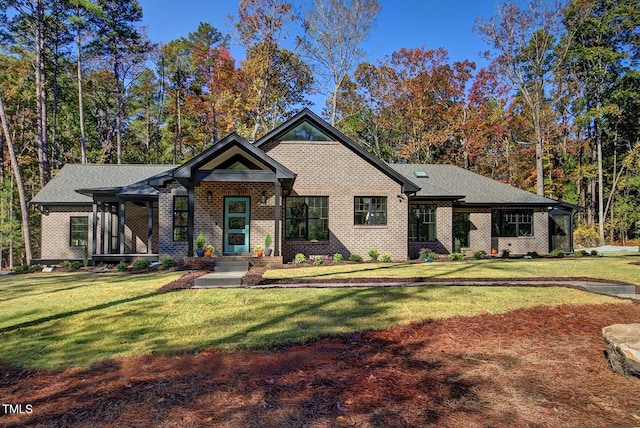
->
<box><xmin>206</xmin><ymin>190</ymin><xmax>212</xmax><ymax>202</ymax></box>
<box><xmin>397</xmin><ymin>194</ymin><xmax>404</xmax><ymax>202</ymax></box>
<box><xmin>261</xmin><ymin>191</ymin><xmax>267</xmax><ymax>205</ymax></box>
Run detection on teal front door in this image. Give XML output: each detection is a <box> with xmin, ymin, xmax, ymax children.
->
<box><xmin>224</xmin><ymin>196</ymin><xmax>250</xmax><ymax>253</ymax></box>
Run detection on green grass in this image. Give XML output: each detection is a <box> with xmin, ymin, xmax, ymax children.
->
<box><xmin>0</xmin><ymin>266</ymin><xmax>629</xmax><ymax>370</ymax></box>
<box><xmin>264</xmin><ymin>254</ymin><xmax>640</xmax><ymax>285</ymax></box>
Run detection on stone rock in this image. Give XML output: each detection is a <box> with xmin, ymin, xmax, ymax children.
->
<box><xmin>602</xmin><ymin>323</ymin><xmax>640</xmax><ymax>377</ymax></box>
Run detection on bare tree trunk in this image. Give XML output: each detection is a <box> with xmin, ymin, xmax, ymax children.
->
<box><xmin>0</xmin><ymin>92</ymin><xmax>33</xmax><ymax>265</ymax></box>
<box><xmin>35</xmin><ymin>0</ymin><xmax>50</xmax><ymax>187</ymax></box>
<box><xmin>76</xmin><ymin>16</ymin><xmax>87</xmax><ymax>164</ymax></box>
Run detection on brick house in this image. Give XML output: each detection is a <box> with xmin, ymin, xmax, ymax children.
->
<box><xmin>30</xmin><ymin>109</ymin><xmax>575</xmax><ymax>264</ymax></box>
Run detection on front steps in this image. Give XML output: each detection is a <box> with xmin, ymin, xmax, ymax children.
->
<box><xmin>192</xmin><ymin>261</ymin><xmax>249</xmax><ymax>288</ymax></box>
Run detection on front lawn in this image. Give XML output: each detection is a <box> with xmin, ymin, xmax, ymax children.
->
<box><xmin>0</xmin><ymin>267</ymin><xmax>628</xmax><ymax>369</ymax></box>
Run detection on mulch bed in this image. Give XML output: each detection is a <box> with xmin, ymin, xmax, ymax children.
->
<box><xmin>2</xmin><ymin>269</ymin><xmax>640</xmax><ymax>427</ymax></box>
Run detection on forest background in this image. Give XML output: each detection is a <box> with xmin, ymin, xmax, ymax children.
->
<box><xmin>0</xmin><ymin>0</ymin><xmax>638</xmax><ymax>267</ymax></box>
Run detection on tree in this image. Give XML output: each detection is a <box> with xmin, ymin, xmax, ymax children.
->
<box><xmin>68</xmin><ymin>0</ymin><xmax>104</xmax><ymax>164</ymax></box>
<box><xmin>232</xmin><ymin>0</ymin><xmax>313</xmax><ymax>140</ymax></box>
<box><xmin>299</xmin><ymin>0</ymin><xmax>380</xmax><ymax>125</ymax></box>
<box><xmin>475</xmin><ymin>0</ymin><xmax>567</xmax><ymax>196</ymax></box>
<box><xmin>88</xmin><ymin>0</ymin><xmax>150</xmax><ymax>164</ymax></box>
<box><xmin>563</xmin><ymin>0</ymin><xmax>640</xmax><ymax>245</ymax></box>
<box><xmin>0</xmin><ymin>90</ymin><xmax>32</xmax><ymax>265</ymax></box>
<box><xmin>0</xmin><ymin>0</ymin><xmax>57</xmax><ymax>187</ymax></box>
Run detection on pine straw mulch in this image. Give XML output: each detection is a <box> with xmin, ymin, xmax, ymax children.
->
<box><xmin>2</xmin><ymin>273</ymin><xmax>640</xmax><ymax>427</ymax></box>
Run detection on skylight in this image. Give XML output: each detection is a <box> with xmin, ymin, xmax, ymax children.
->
<box><xmin>414</xmin><ymin>171</ymin><xmax>428</xmax><ymax>177</ymax></box>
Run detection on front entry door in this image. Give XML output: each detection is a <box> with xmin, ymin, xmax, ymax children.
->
<box><xmin>224</xmin><ymin>197</ymin><xmax>250</xmax><ymax>253</ymax></box>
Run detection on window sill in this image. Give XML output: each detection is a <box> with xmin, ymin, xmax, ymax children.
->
<box><xmin>284</xmin><ymin>240</ymin><xmax>329</xmax><ymax>244</ymax></box>
<box><xmin>354</xmin><ymin>225</ymin><xmax>388</xmax><ymax>229</ymax></box>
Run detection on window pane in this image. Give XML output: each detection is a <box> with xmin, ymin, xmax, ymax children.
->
<box><xmin>173</xmin><ymin>196</ymin><xmax>189</xmax><ymax>242</ymax></box>
<box><xmin>70</xmin><ymin>217</ymin><xmax>89</xmax><ymax>246</ymax></box>
<box><xmin>355</xmin><ymin>197</ymin><xmax>387</xmax><ymax>225</ymax></box>
<box><xmin>285</xmin><ymin>196</ymin><xmax>328</xmax><ymax>241</ymax></box>
<box><xmin>410</xmin><ymin>204</ymin><xmax>436</xmax><ymax>241</ymax></box>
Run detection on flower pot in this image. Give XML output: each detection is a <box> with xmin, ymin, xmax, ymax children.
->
<box><xmin>256</xmin><ymin>251</ymin><xmax>263</xmax><ymax>257</ymax></box>
<box><xmin>204</xmin><ymin>251</ymin><xmax>212</xmax><ymax>257</ymax></box>
<box><xmin>196</xmin><ymin>249</ymin><xmax>205</xmax><ymax>257</ymax></box>
<box><xmin>264</xmin><ymin>248</ymin><xmax>272</xmax><ymax>257</ymax></box>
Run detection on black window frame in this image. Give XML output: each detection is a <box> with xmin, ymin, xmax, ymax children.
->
<box><xmin>173</xmin><ymin>195</ymin><xmax>189</xmax><ymax>241</ymax></box>
<box><xmin>492</xmin><ymin>209</ymin><xmax>533</xmax><ymax>237</ymax></box>
<box><xmin>69</xmin><ymin>216</ymin><xmax>89</xmax><ymax>247</ymax></box>
<box><xmin>354</xmin><ymin>197</ymin><xmax>387</xmax><ymax>226</ymax></box>
<box><xmin>409</xmin><ymin>204</ymin><xmax>437</xmax><ymax>241</ymax></box>
<box><xmin>284</xmin><ymin>196</ymin><xmax>329</xmax><ymax>241</ymax></box>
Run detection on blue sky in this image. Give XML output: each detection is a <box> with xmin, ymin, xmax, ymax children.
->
<box><xmin>136</xmin><ymin>0</ymin><xmax>506</xmax><ymax>110</ymax></box>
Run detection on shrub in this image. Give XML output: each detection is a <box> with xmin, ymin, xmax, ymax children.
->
<box><xmin>294</xmin><ymin>253</ymin><xmax>306</xmax><ymax>264</ymax></box>
<box><xmin>83</xmin><ymin>245</ymin><xmax>89</xmax><ymax>267</ymax></box>
<box><xmin>116</xmin><ymin>262</ymin><xmax>129</xmax><ymax>272</ymax></box>
<box><xmin>501</xmin><ymin>249</ymin><xmax>510</xmax><ymax>258</ymax></box>
<box><xmin>381</xmin><ymin>253</ymin><xmax>392</xmax><ymax>263</ymax></box>
<box><xmin>418</xmin><ymin>248</ymin><xmax>431</xmax><ymax>260</ymax></box>
<box><xmin>70</xmin><ymin>261</ymin><xmax>83</xmax><ymax>270</ymax></box>
<box><xmin>59</xmin><ymin>260</ymin><xmax>72</xmax><ymax>268</ymax></box>
<box><xmin>454</xmin><ymin>238</ymin><xmax>462</xmax><ymax>253</ymax></box>
<box><xmin>448</xmin><ymin>252</ymin><xmax>466</xmax><ymax>261</ymax></box>
<box><xmin>313</xmin><ymin>256</ymin><xmax>324</xmax><ymax>265</ymax></box>
<box><xmin>162</xmin><ymin>258</ymin><xmax>176</xmax><ymax>269</ymax></box>
<box><xmin>368</xmin><ymin>248</ymin><xmax>379</xmax><ymax>261</ymax></box>
<box><xmin>332</xmin><ymin>253</ymin><xmax>344</xmax><ymax>264</ymax></box>
<box><xmin>196</xmin><ymin>232</ymin><xmax>206</xmax><ymax>249</ymax></box>
<box><xmin>132</xmin><ymin>259</ymin><xmax>151</xmax><ymax>269</ymax></box>
<box><xmin>349</xmin><ymin>254</ymin><xmax>363</xmax><ymax>262</ymax></box>
<box><xmin>264</xmin><ymin>233</ymin><xmax>272</xmax><ymax>249</ymax></box>
<box><xmin>550</xmin><ymin>249</ymin><xmax>565</xmax><ymax>258</ymax></box>
<box><xmin>473</xmin><ymin>250</ymin><xmax>486</xmax><ymax>260</ymax></box>
<box><xmin>590</xmin><ymin>249</ymin><xmax>599</xmax><ymax>256</ymax></box>
<box><xmin>573</xmin><ymin>224</ymin><xmax>599</xmax><ymax>248</ymax></box>
<box><xmin>13</xmin><ymin>264</ymin><xmax>30</xmax><ymax>272</ymax></box>
<box><xmin>526</xmin><ymin>251</ymin><xmax>539</xmax><ymax>258</ymax></box>
<box><xmin>427</xmin><ymin>251</ymin><xmax>438</xmax><ymax>260</ymax></box>
<box><xmin>575</xmin><ymin>249</ymin><xmax>589</xmax><ymax>257</ymax></box>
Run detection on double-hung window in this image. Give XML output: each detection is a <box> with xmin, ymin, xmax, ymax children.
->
<box><xmin>173</xmin><ymin>196</ymin><xmax>188</xmax><ymax>241</ymax></box>
<box><xmin>354</xmin><ymin>197</ymin><xmax>387</xmax><ymax>225</ymax></box>
<box><xmin>409</xmin><ymin>204</ymin><xmax>436</xmax><ymax>241</ymax></box>
<box><xmin>70</xmin><ymin>216</ymin><xmax>89</xmax><ymax>246</ymax></box>
<box><xmin>285</xmin><ymin>197</ymin><xmax>329</xmax><ymax>241</ymax></box>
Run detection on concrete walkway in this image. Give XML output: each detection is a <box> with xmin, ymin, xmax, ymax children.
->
<box><xmin>192</xmin><ymin>268</ymin><xmax>639</xmax><ymax>300</ymax></box>
<box><xmin>193</xmin><ymin>261</ymin><xmax>249</xmax><ymax>288</ymax></box>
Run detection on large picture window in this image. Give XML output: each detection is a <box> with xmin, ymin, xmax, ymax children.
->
<box><xmin>492</xmin><ymin>209</ymin><xmax>533</xmax><ymax>237</ymax></box>
<box><xmin>354</xmin><ymin>197</ymin><xmax>387</xmax><ymax>225</ymax></box>
<box><xmin>409</xmin><ymin>204</ymin><xmax>436</xmax><ymax>241</ymax></box>
<box><xmin>70</xmin><ymin>216</ymin><xmax>88</xmax><ymax>246</ymax></box>
<box><xmin>173</xmin><ymin>196</ymin><xmax>188</xmax><ymax>241</ymax></box>
<box><xmin>285</xmin><ymin>197</ymin><xmax>329</xmax><ymax>241</ymax></box>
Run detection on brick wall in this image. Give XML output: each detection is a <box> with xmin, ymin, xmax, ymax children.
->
<box><xmin>263</xmin><ymin>140</ymin><xmax>409</xmax><ymax>262</ymax></box>
<box><xmin>40</xmin><ymin>206</ymin><xmax>93</xmax><ymax>260</ymax></box>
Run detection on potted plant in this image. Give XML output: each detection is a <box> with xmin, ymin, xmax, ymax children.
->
<box><xmin>263</xmin><ymin>233</ymin><xmax>273</xmax><ymax>256</ymax></box>
<box><xmin>196</xmin><ymin>232</ymin><xmax>206</xmax><ymax>257</ymax></box>
<box><xmin>254</xmin><ymin>244</ymin><xmax>264</xmax><ymax>257</ymax></box>
<box><xmin>204</xmin><ymin>244</ymin><xmax>214</xmax><ymax>257</ymax></box>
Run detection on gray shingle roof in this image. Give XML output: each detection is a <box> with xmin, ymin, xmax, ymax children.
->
<box><xmin>389</xmin><ymin>164</ymin><xmax>558</xmax><ymax>205</ymax></box>
<box><xmin>30</xmin><ymin>164</ymin><xmax>176</xmax><ymax>205</ymax></box>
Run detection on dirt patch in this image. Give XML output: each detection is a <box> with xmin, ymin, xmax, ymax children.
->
<box><xmin>2</xmin><ymin>302</ymin><xmax>640</xmax><ymax>427</ymax></box>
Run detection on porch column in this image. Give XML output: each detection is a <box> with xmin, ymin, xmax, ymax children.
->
<box><xmin>106</xmin><ymin>204</ymin><xmax>112</xmax><ymax>254</ymax></box>
<box><xmin>187</xmin><ymin>185</ymin><xmax>195</xmax><ymax>257</ymax></box>
<box><xmin>92</xmin><ymin>201</ymin><xmax>98</xmax><ymax>256</ymax></box>
<box><xmin>147</xmin><ymin>201</ymin><xmax>154</xmax><ymax>254</ymax></box>
<box><xmin>100</xmin><ymin>202</ymin><xmax>106</xmax><ymax>255</ymax></box>
<box><xmin>119</xmin><ymin>201</ymin><xmax>126</xmax><ymax>254</ymax></box>
<box><xmin>274</xmin><ymin>180</ymin><xmax>281</xmax><ymax>257</ymax></box>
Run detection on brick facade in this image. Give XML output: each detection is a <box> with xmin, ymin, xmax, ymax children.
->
<box><xmin>263</xmin><ymin>141</ymin><xmax>408</xmax><ymax>262</ymax></box>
